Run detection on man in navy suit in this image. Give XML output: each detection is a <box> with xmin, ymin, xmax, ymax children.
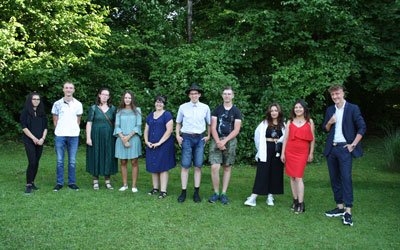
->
<box><xmin>322</xmin><ymin>85</ymin><xmax>366</xmax><ymax>226</ymax></box>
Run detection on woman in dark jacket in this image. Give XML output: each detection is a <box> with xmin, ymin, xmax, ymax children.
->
<box><xmin>20</xmin><ymin>92</ymin><xmax>48</xmax><ymax>194</ymax></box>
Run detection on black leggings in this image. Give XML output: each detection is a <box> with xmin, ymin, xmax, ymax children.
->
<box><xmin>24</xmin><ymin>142</ymin><xmax>43</xmax><ymax>185</ymax></box>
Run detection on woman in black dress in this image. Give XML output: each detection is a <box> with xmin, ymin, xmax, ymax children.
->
<box><xmin>20</xmin><ymin>92</ymin><xmax>48</xmax><ymax>194</ymax></box>
<box><xmin>244</xmin><ymin>103</ymin><xmax>285</xmax><ymax>206</ymax></box>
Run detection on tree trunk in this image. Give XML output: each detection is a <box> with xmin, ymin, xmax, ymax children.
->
<box><xmin>187</xmin><ymin>0</ymin><xmax>192</xmax><ymax>43</ymax></box>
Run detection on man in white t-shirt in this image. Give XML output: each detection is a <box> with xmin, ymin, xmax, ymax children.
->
<box><xmin>51</xmin><ymin>82</ymin><xmax>83</xmax><ymax>192</ymax></box>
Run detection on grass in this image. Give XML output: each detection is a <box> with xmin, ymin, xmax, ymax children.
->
<box><xmin>0</xmin><ymin>136</ymin><xmax>399</xmax><ymax>249</ymax></box>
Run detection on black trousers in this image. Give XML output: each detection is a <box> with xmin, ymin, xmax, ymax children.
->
<box><xmin>24</xmin><ymin>142</ymin><xmax>43</xmax><ymax>185</ymax></box>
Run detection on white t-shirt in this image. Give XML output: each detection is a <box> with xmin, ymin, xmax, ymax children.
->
<box><xmin>51</xmin><ymin>98</ymin><xmax>83</xmax><ymax>136</ymax></box>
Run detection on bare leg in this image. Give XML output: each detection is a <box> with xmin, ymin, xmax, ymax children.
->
<box><xmin>131</xmin><ymin>158</ymin><xmax>139</xmax><ymax>188</ymax></box>
<box><xmin>211</xmin><ymin>164</ymin><xmax>221</xmax><ymax>193</ymax></box>
<box><xmin>152</xmin><ymin>173</ymin><xmax>160</xmax><ymax>190</ymax></box>
<box><xmin>290</xmin><ymin>177</ymin><xmax>298</xmax><ymax>199</ymax></box>
<box><xmin>296</xmin><ymin>177</ymin><xmax>304</xmax><ymax>202</ymax></box>
<box><xmin>221</xmin><ymin>165</ymin><xmax>231</xmax><ymax>193</ymax></box>
<box><xmin>120</xmin><ymin>159</ymin><xmax>128</xmax><ymax>186</ymax></box>
<box><xmin>181</xmin><ymin>167</ymin><xmax>189</xmax><ymax>189</ymax></box>
<box><xmin>194</xmin><ymin>167</ymin><xmax>202</xmax><ymax>188</ymax></box>
<box><xmin>160</xmin><ymin>171</ymin><xmax>169</xmax><ymax>192</ymax></box>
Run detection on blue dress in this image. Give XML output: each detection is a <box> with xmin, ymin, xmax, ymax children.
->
<box><xmin>114</xmin><ymin>108</ymin><xmax>142</xmax><ymax>159</ymax></box>
<box><xmin>145</xmin><ymin>111</ymin><xmax>176</xmax><ymax>173</ymax></box>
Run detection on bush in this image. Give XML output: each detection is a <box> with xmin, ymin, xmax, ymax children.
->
<box><xmin>383</xmin><ymin>128</ymin><xmax>400</xmax><ymax>170</ymax></box>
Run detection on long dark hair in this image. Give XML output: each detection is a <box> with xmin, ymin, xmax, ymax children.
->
<box><xmin>23</xmin><ymin>92</ymin><xmax>45</xmax><ymax>116</ymax></box>
<box><xmin>290</xmin><ymin>99</ymin><xmax>311</xmax><ymax>122</ymax></box>
<box><xmin>265</xmin><ymin>103</ymin><xmax>284</xmax><ymax>129</ymax></box>
<box><xmin>118</xmin><ymin>90</ymin><xmax>139</xmax><ymax>114</ymax></box>
<box><xmin>96</xmin><ymin>88</ymin><xmax>112</xmax><ymax>106</ymax></box>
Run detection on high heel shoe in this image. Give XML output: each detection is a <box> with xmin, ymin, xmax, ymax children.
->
<box><xmin>295</xmin><ymin>202</ymin><xmax>305</xmax><ymax>214</ymax></box>
<box><xmin>291</xmin><ymin>198</ymin><xmax>298</xmax><ymax>211</ymax></box>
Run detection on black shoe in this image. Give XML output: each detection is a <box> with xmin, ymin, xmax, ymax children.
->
<box><xmin>291</xmin><ymin>198</ymin><xmax>298</xmax><ymax>211</ymax></box>
<box><xmin>193</xmin><ymin>192</ymin><xmax>201</xmax><ymax>203</ymax></box>
<box><xmin>342</xmin><ymin>212</ymin><xmax>353</xmax><ymax>226</ymax></box>
<box><xmin>177</xmin><ymin>192</ymin><xmax>186</xmax><ymax>203</ymax></box>
<box><xmin>148</xmin><ymin>188</ymin><xmax>159</xmax><ymax>195</ymax></box>
<box><xmin>25</xmin><ymin>185</ymin><xmax>33</xmax><ymax>194</ymax></box>
<box><xmin>31</xmin><ymin>183</ymin><xmax>39</xmax><ymax>190</ymax></box>
<box><xmin>208</xmin><ymin>193</ymin><xmax>220</xmax><ymax>203</ymax></box>
<box><xmin>68</xmin><ymin>184</ymin><xmax>80</xmax><ymax>191</ymax></box>
<box><xmin>158</xmin><ymin>192</ymin><xmax>167</xmax><ymax>199</ymax></box>
<box><xmin>53</xmin><ymin>184</ymin><xmax>63</xmax><ymax>192</ymax></box>
<box><xmin>325</xmin><ymin>207</ymin><xmax>345</xmax><ymax>217</ymax></box>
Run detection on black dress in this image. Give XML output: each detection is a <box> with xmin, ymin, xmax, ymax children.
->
<box><xmin>252</xmin><ymin>127</ymin><xmax>284</xmax><ymax>195</ymax></box>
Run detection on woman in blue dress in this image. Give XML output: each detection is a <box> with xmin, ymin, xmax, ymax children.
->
<box><xmin>144</xmin><ymin>95</ymin><xmax>176</xmax><ymax>198</ymax></box>
<box><xmin>114</xmin><ymin>91</ymin><xmax>142</xmax><ymax>193</ymax></box>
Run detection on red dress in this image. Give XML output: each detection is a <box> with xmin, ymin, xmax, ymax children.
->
<box><xmin>285</xmin><ymin>122</ymin><xmax>313</xmax><ymax>178</ymax></box>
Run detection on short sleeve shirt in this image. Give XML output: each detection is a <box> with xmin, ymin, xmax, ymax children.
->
<box><xmin>51</xmin><ymin>98</ymin><xmax>83</xmax><ymax>136</ymax></box>
<box><xmin>176</xmin><ymin>101</ymin><xmax>211</xmax><ymax>134</ymax></box>
<box><xmin>212</xmin><ymin>105</ymin><xmax>242</xmax><ymax>137</ymax></box>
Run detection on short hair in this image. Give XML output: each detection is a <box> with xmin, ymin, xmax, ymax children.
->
<box><xmin>63</xmin><ymin>81</ymin><xmax>75</xmax><ymax>88</ymax></box>
<box><xmin>222</xmin><ymin>86</ymin><xmax>234</xmax><ymax>93</ymax></box>
<box><xmin>155</xmin><ymin>95</ymin><xmax>167</xmax><ymax>105</ymax></box>
<box><xmin>328</xmin><ymin>84</ymin><xmax>345</xmax><ymax>93</ymax></box>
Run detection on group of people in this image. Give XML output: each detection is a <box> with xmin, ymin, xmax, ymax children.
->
<box><xmin>20</xmin><ymin>82</ymin><xmax>365</xmax><ymax>226</ymax></box>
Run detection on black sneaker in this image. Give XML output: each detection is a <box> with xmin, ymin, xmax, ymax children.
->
<box><xmin>148</xmin><ymin>189</ymin><xmax>159</xmax><ymax>195</ymax></box>
<box><xmin>220</xmin><ymin>194</ymin><xmax>229</xmax><ymax>205</ymax></box>
<box><xmin>208</xmin><ymin>193</ymin><xmax>220</xmax><ymax>203</ymax></box>
<box><xmin>31</xmin><ymin>183</ymin><xmax>39</xmax><ymax>190</ymax></box>
<box><xmin>193</xmin><ymin>192</ymin><xmax>201</xmax><ymax>203</ymax></box>
<box><xmin>53</xmin><ymin>184</ymin><xmax>63</xmax><ymax>192</ymax></box>
<box><xmin>177</xmin><ymin>192</ymin><xmax>186</xmax><ymax>203</ymax></box>
<box><xmin>342</xmin><ymin>212</ymin><xmax>353</xmax><ymax>226</ymax></box>
<box><xmin>68</xmin><ymin>184</ymin><xmax>80</xmax><ymax>191</ymax></box>
<box><xmin>325</xmin><ymin>207</ymin><xmax>345</xmax><ymax>217</ymax></box>
<box><xmin>25</xmin><ymin>185</ymin><xmax>33</xmax><ymax>194</ymax></box>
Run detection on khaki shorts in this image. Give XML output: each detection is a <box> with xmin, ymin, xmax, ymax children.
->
<box><xmin>209</xmin><ymin>137</ymin><xmax>238</xmax><ymax>166</ymax></box>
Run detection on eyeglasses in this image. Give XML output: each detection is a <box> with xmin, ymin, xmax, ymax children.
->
<box><xmin>32</xmin><ymin>98</ymin><xmax>40</xmax><ymax>101</ymax></box>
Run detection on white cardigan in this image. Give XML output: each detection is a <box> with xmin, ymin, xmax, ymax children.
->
<box><xmin>254</xmin><ymin>121</ymin><xmax>285</xmax><ymax>162</ymax></box>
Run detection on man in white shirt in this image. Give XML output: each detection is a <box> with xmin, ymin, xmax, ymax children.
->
<box><xmin>176</xmin><ymin>84</ymin><xmax>211</xmax><ymax>203</ymax></box>
<box><xmin>51</xmin><ymin>82</ymin><xmax>83</xmax><ymax>191</ymax></box>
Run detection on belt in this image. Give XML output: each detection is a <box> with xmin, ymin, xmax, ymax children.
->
<box><xmin>266</xmin><ymin>138</ymin><xmax>276</xmax><ymax>142</ymax></box>
<box><xmin>182</xmin><ymin>133</ymin><xmax>203</xmax><ymax>137</ymax></box>
<box><xmin>333</xmin><ymin>142</ymin><xmax>347</xmax><ymax>147</ymax></box>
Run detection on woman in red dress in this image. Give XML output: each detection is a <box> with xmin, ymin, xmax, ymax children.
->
<box><xmin>281</xmin><ymin>100</ymin><xmax>315</xmax><ymax>213</ymax></box>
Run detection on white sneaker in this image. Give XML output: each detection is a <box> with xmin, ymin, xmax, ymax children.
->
<box><xmin>131</xmin><ymin>187</ymin><xmax>138</xmax><ymax>193</ymax></box>
<box><xmin>119</xmin><ymin>185</ymin><xmax>128</xmax><ymax>191</ymax></box>
<box><xmin>267</xmin><ymin>194</ymin><xmax>274</xmax><ymax>206</ymax></box>
<box><xmin>244</xmin><ymin>197</ymin><xmax>256</xmax><ymax>207</ymax></box>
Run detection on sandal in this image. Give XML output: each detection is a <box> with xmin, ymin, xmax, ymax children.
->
<box><xmin>93</xmin><ymin>180</ymin><xmax>99</xmax><ymax>190</ymax></box>
<box><xmin>158</xmin><ymin>191</ymin><xmax>167</xmax><ymax>199</ymax></box>
<box><xmin>105</xmin><ymin>180</ymin><xmax>113</xmax><ymax>190</ymax></box>
<box><xmin>148</xmin><ymin>188</ymin><xmax>159</xmax><ymax>195</ymax></box>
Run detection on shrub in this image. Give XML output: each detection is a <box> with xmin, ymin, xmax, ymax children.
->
<box><xmin>383</xmin><ymin>128</ymin><xmax>400</xmax><ymax>171</ymax></box>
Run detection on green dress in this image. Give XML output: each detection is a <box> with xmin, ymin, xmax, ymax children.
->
<box><xmin>86</xmin><ymin>105</ymin><xmax>118</xmax><ymax>176</ymax></box>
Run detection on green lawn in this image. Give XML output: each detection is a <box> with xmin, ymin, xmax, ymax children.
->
<box><xmin>0</xmin><ymin>137</ymin><xmax>399</xmax><ymax>249</ymax></box>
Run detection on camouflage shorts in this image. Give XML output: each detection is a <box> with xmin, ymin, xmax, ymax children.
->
<box><xmin>209</xmin><ymin>137</ymin><xmax>238</xmax><ymax>166</ymax></box>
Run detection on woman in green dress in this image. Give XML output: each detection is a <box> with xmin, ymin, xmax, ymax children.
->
<box><xmin>86</xmin><ymin>88</ymin><xmax>118</xmax><ymax>190</ymax></box>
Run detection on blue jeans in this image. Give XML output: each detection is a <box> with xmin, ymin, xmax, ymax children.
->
<box><xmin>181</xmin><ymin>133</ymin><xmax>205</xmax><ymax>168</ymax></box>
<box><xmin>327</xmin><ymin>145</ymin><xmax>353</xmax><ymax>208</ymax></box>
<box><xmin>55</xmin><ymin>136</ymin><xmax>79</xmax><ymax>185</ymax></box>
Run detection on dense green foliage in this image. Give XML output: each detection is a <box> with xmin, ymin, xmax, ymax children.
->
<box><xmin>1</xmin><ymin>0</ymin><xmax>399</xmax><ymax>162</ymax></box>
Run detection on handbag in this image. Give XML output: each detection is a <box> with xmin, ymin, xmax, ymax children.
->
<box><xmin>275</xmin><ymin>142</ymin><xmax>283</xmax><ymax>157</ymax></box>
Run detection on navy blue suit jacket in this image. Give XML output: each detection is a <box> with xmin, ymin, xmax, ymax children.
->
<box><xmin>322</xmin><ymin>102</ymin><xmax>366</xmax><ymax>158</ymax></box>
